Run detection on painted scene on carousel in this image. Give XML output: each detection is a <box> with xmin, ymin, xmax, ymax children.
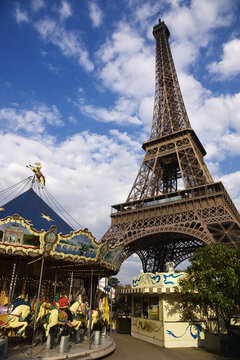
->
<box><xmin>0</xmin><ymin>221</ymin><xmax>40</xmax><ymax>248</ymax></box>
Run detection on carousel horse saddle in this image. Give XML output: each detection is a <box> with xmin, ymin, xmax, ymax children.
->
<box><xmin>58</xmin><ymin>309</ymin><xmax>73</xmax><ymax>325</ymax></box>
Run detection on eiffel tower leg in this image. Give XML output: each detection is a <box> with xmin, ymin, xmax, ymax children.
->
<box><xmin>135</xmin><ymin>236</ymin><xmax>205</xmax><ymax>273</ymax></box>
<box><xmin>137</xmin><ymin>249</ymin><xmax>167</xmax><ymax>273</ymax></box>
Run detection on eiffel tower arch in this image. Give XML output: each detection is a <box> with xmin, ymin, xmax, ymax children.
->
<box><xmin>100</xmin><ymin>18</ymin><xmax>240</xmax><ymax>272</ymax></box>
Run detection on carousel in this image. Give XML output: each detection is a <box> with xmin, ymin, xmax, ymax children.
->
<box><xmin>0</xmin><ymin>163</ymin><xmax>123</xmax><ymax>359</ymax></box>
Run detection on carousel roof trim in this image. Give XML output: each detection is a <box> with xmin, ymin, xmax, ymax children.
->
<box><xmin>0</xmin><ymin>214</ymin><xmax>123</xmax><ymax>275</ymax></box>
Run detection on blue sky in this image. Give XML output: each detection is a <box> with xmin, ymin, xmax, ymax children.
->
<box><xmin>0</xmin><ymin>0</ymin><xmax>240</xmax><ymax>283</ymax></box>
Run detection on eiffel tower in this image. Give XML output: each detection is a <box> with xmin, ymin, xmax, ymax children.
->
<box><xmin>100</xmin><ymin>18</ymin><xmax>240</xmax><ymax>272</ymax></box>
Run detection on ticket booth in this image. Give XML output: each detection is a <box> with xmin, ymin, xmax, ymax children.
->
<box><xmin>121</xmin><ymin>263</ymin><xmax>205</xmax><ymax>348</ymax></box>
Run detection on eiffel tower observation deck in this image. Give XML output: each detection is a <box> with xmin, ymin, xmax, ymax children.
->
<box><xmin>100</xmin><ymin>18</ymin><xmax>240</xmax><ymax>272</ymax></box>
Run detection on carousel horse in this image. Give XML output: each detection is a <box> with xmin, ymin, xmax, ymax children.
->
<box><xmin>44</xmin><ymin>296</ymin><xmax>83</xmax><ymax>337</ymax></box>
<box><xmin>1</xmin><ymin>304</ymin><xmax>31</xmax><ymax>335</ymax></box>
<box><xmin>36</xmin><ymin>302</ymin><xmax>52</xmax><ymax>322</ymax></box>
<box><xmin>72</xmin><ymin>296</ymin><xmax>87</xmax><ymax>324</ymax></box>
<box><xmin>91</xmin><ymin>308</ymin><xmax>101</xmax><ymax>329</ymax></box>
<box><xmin>0</xmin><ymin>305</ymin><xmax>12</xmax><ymax>328</ymax></box>
<box><xmin>99</xmin><ymin>296</ymin><xmax>110</xmax><ymax>325</ymax></box>
<box><xmin>83</xmin><ymin>301</ymin><xmax>98</xmax><ymax>329</ymax></box>
<box><xmin>0</xmin><ymin>284</ymin><xmax>8</xmax><ymax>308</ymax></box>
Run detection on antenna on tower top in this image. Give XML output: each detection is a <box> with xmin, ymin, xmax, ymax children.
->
<box><xmin>157</xmin><ymin>12</ymin><xmax>161</xmax><ymax>23</ymax></box>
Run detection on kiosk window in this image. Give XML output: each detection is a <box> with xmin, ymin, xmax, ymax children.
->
<box><xmin>143</xmin><ymin>297</ymin><xmax>149</xmax><ymax>318</ymax></box>
<box><xmin>149</xmin><ymin>297</ymin><xmax>159</xmax><ymax>320</ymax></box>
<box><xmin>134</xmin><ymin>297</ymin><xmax>142</xmax><ymax>317</ymax></box>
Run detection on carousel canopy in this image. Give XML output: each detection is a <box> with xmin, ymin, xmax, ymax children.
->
<box><xmin>0</xmin><ymin>188</ymin><xmax>73</xmax><ymax>235</ymax></box>
<box><xmin>0</xmin><ymin>164</ymin><xmax>124</xmax><ymax>277</ymax></box>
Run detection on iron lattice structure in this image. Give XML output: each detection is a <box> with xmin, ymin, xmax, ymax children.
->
<box><xmin>100</xmin><ymin>19</ymin><xmax>240</xmax><ymax>272</ymax></box>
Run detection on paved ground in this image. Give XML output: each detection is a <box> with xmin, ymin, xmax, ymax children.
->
<box><xmin>102</xmin><ymin>333</ymin><xmax>231</xmax><ymax>360</ymax></box>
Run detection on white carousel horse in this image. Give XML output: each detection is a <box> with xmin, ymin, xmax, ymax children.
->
<box><xmin>36</xmin><ymin>302</ymin><xmax>52</xmax><ymax>322</ymax></box>
<box><xmin>44</xmin><ymin>297</ymin><xmax>83</xmax><ymax>337</ymax></box>
<box><xmin>2</xmin><ymin>304</ymin><xmax>31</xmax><ymax>335</ymax></box>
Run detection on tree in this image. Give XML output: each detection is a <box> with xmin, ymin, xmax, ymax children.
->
<box><xmin>179</xmin><ymin>243</ymin><xmax>240</xmax><ymax>335</ymax></box>
<box><xmin>108</xmin><ymin>277</ymin><xmax>120</xmax><ymax>288</ymax></box>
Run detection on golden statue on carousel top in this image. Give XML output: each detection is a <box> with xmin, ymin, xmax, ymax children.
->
<box><xmin>27</xmin><ymin>162</ymin><xmax>45</xmax><ymax>188</ymax></box>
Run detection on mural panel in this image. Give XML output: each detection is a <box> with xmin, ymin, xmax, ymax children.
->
<box><xmin>55</xmin><ymin>232</ymin><xmax>98</xmax><ymax>258</ymax></box>
<box><xmin>0</xmin><ymin>222</ymin><xmax>40</xmax><ymax>248</ymax></box>
<box><xmin>102</xmin><ymin>246</ymin><xmax>123</xmax><ymax>267</ymax></box>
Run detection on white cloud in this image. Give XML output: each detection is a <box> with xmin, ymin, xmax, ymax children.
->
<box><xmin>134</xmin><ymin>2</ymin><xmax>158</xmax><ymax>23</ymax></box>
<box><xmin>31</xmin><ymin>0</ymin><xmax>45</xmax><ymax>12</ymax></box>
<box><xmin>0</xmin><ymin>130</ymin><xmax>141</xmax><ymax>240</ymax></box>
<box><xmin>75</xmin><ymin>96</ymin><xmax>141</xmax><ymax>125</ymax></box>
<box><xmin>193</xmin><ymin>92</ymin><xmax>240</xmax><ymax>159</ymax></box>
<box><xmin>219</xmin><ymin>171</ymin><xmax>240</xmax><ymax>206</ymax></box>
<box><xmin>89</xmin><ymin>2</ymin><xmax>103</xmax><ymax>28</ymax></box>
<box><xmin>0</xmin><ymin>105</ymin><xmax>63</xmax><ymax>134</ymax></box>
<box><xmin>176</xmin><ymin>71</ymin><xmax>240</xmax><ymax>163</ymax></box>
<box><xmin>97</xmin><ymin>22</ymin><xmax>154</xmax><ymax>98</ymax></box>
<box><xmin>167</xmin><ymin>0</ymin><xmax>234</xmax><ymax>43</ymax></box>
<box><xmin>68</xmin><ymin>115</ymin><xmax>77</xmax><ymax>124</ymax></box>
<box><xmin>40</xmin><ymin>49</ymin><xmax>47</xmax><ymax>57</ymax></box>
<box><xmin>191</xmin><ymin>0</ymin><xmax>235</xmax><ymax>28</ymax></box>
<box><xmin>138</xmin><ymin>96</ymin><xmax>154</xmax><ymax>135</ymax></box>
<box><xmin>163</xmin><ymin>0</ymin><xmax>235</xmax><ymax>70</ymax></box>
<box><xmin>15</xmin><ymin>3</ymin><xmax>29</xmax><ymax>24</ymax></box>
<box><xmin>171</xmin><ymin>39</ymin><xmax>199</xmax><ymax>72</ymax></box>
<box><xmin>35</xmin><ymin>18</ymin><xmax>94</xmax><ymax>71</ymax></box>
<box><xmin>99</xmin><ymin>23</ymin><xmax>145</xmax><ymax>62</ymax></box>
<box><xmin>109</xmin><ymin>129</ymin><xmax>141</xmax><ymax>151</ymax></box>
<box><xmin>45</xmin><ymin>62</ymin><xmax>59</xmax><ymax>74</ymax></box>
<box><xmin>117</xmin><ymin>254</ymin><xmax>142</xmax><ymax>284</ymax></box>
<box><xmin>208</xmin><ymin>38</ymin><xmax>240</xmax><ymax>79</ymax></box>
<box><xmin>59</xmin><ymin>1</ymin><xmax>72</xmax><ymax>21</ymax></box>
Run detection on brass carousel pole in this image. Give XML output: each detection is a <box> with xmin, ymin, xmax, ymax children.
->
<box><xmin>7</xmin><ymin>262</ymin><xmax>17</xmax><ymax>313</ymax></box>
<box><xmin>31</xmin><ymin>256</ymin><xmax>45</xmax><ymax>358</ymax></box>
<box><xmin>11</xmin><ymin>271</ymin><xmax>18</xmax><ymax>302</ymax></box>
<box><xmin>69</xmin><ymin>267</ymin><xmax>74</xmax><ymax>303</ymax></box>
<box><xmin>88</xmin><ymin>268</ymin><xmax>93</xmax><ymax>350</ymax></box>
<box><xmin>53</xmin><ymin>266</ymin><xmax>57</xmax><ymax>300</ymax></box>
<box><xmin>108</xmin><ymin>277</ymin><xmax>113</xmax><ymax>338</ymax></box>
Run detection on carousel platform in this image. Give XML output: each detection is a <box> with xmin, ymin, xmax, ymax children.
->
<box><xmin>7</xmin><ymin>335</ymin><xmax>115</xmax><ymax>360</ymax></box>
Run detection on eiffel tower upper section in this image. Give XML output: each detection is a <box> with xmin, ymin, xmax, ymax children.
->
<box><xmin>150</xmin><ymin>19</ymin><xmax>191</xmax><ymax>138</ymax></box>
<box><xmin>101</xmin><ymin>18</ymin><xmax>240</xmax><ymax>270</ymax></box>
<box><xmin>127</xmin><ymin>18</ymin><xmax>213</xmax><ymax>202</ymax></box>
